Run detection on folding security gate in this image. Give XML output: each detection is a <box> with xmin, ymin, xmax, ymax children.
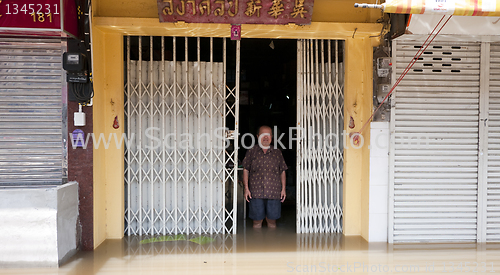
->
<box><xmin>0</xmin><ymin>38</ymin><xmax>67</xmax><ymax>185</ymax></box>
<box><xmin>296</xmin><ymin>39</ymin><xmax>344</xmax><ymax>233</ymax></box>
<box><xmin>124</xmin><ymin>37</ymin><xmax>239</xmax><ymax>235</ymax></box>
<box><xmin>391</xmin><ymin>39</ymin><xmax>500</xmax><ymax>243</ymax></box>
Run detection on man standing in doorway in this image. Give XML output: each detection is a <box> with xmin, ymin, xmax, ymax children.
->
<box><xmin>242</xmin><ymin>125</ymin><xmax>288</xmax><ymax>228</ymax></box>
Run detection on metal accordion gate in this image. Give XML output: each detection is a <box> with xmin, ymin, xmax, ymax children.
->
<box><xmin>124</xmin><ymin>36</ymin><xmax>240</xmax><ymax>235</ymax></box>
<box><xmin>296</xmin><ymin>39</ymin><xmax>344</xmax><ymax>233</ymax></box>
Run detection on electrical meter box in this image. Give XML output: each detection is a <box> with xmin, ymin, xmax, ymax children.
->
<box><xmin>377</xmin><ymin>57</ymin><xmax>392</xmax><ymax>78</ymax></box>
<box><xmin>63</xmin><ymin>53</ymin><xmax>86</xmax><ymax>72</ymax></box>
<box><xmin>377</xmin><ymin>84</ymin><xmax>391</xmax><ymax>103</ymax></box>
<box><xmin>63</xmin><ymin>52</ymin><xmax>88</xmax><ymax>83</ymax></box>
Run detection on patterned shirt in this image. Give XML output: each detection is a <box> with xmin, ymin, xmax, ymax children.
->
<box><xmin>242</xmin><ymin>145</ymin><xmax>288</xmax><ymax>199</ymax></box>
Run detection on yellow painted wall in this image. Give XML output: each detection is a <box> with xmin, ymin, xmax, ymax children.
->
<box><xmin>95</xmin><ymin>17</ymin><xmax>383</xmax><ymax>41</ymax></box>
<box><xmin>343</xmin><ymin>37</ymin><xmax>373</xmax><ymax>239</ymax></box>
<box><xmin>103</xmin><ymin>33</ymin><xmax>125</xmax><ymax>240</ymax></box>
<box><xmin>92</xmin><ymin>26</ymin><xmax>106</xmax><ymax>248</ymax></box>
<box><xmin>92</xmin><ymin>27</ymin><xmax>125</xmax><ymax>247</ymax></box>
<box><xmin>92</xmin><ymin>0</ymin><xmax>379</xmax><ymax>246</ymax></box>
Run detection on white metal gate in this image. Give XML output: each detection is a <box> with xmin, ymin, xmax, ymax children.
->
<box><xmin>390</xmin><ymin>40</ymin><xmax>481</xmax><ymax>242</ymax></box>
<box><xmin>124</xmin><ymin>36</ymin><xmax>239</xmax><ymax>235</ymax></box>
<box><xmin>296</xmin><ymin>39</ymin><xmax>344</xmax><ymax>233</ymax></box>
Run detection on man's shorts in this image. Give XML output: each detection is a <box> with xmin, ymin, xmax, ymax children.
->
<box><xmin>248</xmin><ymin>198</ymin><xmax>281</xmax><ymax>220</ymax></box>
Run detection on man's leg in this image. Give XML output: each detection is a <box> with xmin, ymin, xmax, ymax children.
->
<box><xmin>265</xmin><ymin>199</ymin><xmax>281</xmax><ymax>228</ymax></box>
<box><xmin>266</xmin><ymin>217</ymin><xmax>276</xmax><ymax>228</ymax></box>
<box><xmin>248</xmin><ymin>198</ymin><xmax>265</xmax><ymax>229</ymax></box>
<box><xmin>253</xmin><ymin>219</ymin><xmax>263</xmax><ymax>228</ymax></box>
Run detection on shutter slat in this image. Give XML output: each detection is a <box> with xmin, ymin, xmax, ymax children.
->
<box><xmin>488</xmin><ymin>43</ymin><xmax>500</xmax><ymax>242</ymax></box>
<box><xmin>0</xmin><ymin>38</ymin><xmax>63</xmax><ymax>186</ymax></box>
<box><xmin>392</xmin><ymin>40</ymin><xmax>479</xmax><ymax>243</ymax></box>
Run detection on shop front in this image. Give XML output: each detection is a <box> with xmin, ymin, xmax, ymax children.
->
<box><xmin>91</xmin><ymin>0</ymin><xmax>383</xmax><ymax>248</ymax></box>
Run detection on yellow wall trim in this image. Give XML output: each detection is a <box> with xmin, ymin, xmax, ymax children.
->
<box><xmin>94</xmin><ymin>17</ymin><xmax>383</xmax><ymax>41</ymax></box>
<box><xmin>343</xmin><ymin>37</ymin><xmax>373</xmax><ymax>239</ymax></box>
<box><xmin>92</xmin><ymin>28</ymin><xmax>125</xmax><ymax>248</ymax></box>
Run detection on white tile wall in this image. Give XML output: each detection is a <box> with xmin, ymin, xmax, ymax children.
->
<box><xmin>370</xmin><ymin>157</ymin><xmax>389</xmax><ymax>186</ymax></box>
<box><xmin>368</xmin><ymin>122</ymin><xmax>389</xmax><ymax>242</ymax></box>
<box><xmin>369</xmin><ymin>213</ymin><xmax>389</xmax><ymax>242</ymax></box>
<box><xmin>369</xmin><ymin>185</ymin><xmax>388</xmax><ymax>214</ymax></box>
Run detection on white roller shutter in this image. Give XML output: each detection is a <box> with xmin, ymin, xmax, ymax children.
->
<box><xmin>487</xmin><ymin>43</ymin><xmax>500</xmax><ymax>242</ymax></box>
<box><xmin>0</xmin><ymin>38</ymin><xmax>65</xmax><ymax>185</ymax></box>
<box><xmin>390</xmin><ymin>40</ymin><xmax>480</xmax><ymax>242</ymax></box>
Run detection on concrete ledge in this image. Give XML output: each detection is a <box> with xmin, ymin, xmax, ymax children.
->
<box><xmin>0</xmin><ymin>182</ymin><xmax>79</xmax><ymax>268</ymax></box>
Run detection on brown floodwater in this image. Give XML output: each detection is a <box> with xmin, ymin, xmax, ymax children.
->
<box><xmin>2</xmin><ymin>211</ymin><xmax>500</xmax><ymax>275</ymax></box>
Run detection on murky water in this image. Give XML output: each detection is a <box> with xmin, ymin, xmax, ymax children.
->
<box><xmin>2</xmin><ymin>211</ymin><xmax>500</xmax><ymax>275</ymax></box>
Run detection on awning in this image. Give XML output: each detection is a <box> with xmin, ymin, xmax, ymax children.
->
<box><xmin>355</xmin><ymin>0</ymin><xmax>500</xmax><ymax>16</ymax></box>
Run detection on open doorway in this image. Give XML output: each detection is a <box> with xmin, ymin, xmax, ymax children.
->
<box><xmin>235</xmin><ymin>39</ymin><xmax>344</xmax><ymax>235</ymax></box>
<box><xmin>236</xmin><ymin>39</ymin><xmax>298</xmax><ymax>231</ymax></box>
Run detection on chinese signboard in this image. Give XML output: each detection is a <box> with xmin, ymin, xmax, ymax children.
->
<box><xmin>157</xmin><ymin>0</ymin><xmax>314</xmax><ymax>25</ymax></box>
<box><xmin>0</xmin><ymin>0</ymin><xmax>78</xmax><ymax>37</ymax></box>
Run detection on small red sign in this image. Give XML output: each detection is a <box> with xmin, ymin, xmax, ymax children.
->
<box><xmin>158</xmin><ymin>0</ymin><xmax>314</xmax><ymax>25</ymax></box>
<box><xmin>231</xmin><ymin>24</ymin><xmax>241</xmax><ymax>40</ymax></box>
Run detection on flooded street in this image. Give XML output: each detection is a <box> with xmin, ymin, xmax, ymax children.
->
<box><xmin>2</xmin><ymin>213</ymin><xmax>500</xmax><ymax>275</ymax></box>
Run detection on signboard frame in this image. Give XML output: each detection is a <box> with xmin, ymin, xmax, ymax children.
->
<box><xmin>158</xmin><ymin>0</ymin><xmax>314</xmax><ymax>25</ymax></box>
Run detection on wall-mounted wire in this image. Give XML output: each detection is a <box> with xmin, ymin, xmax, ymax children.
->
<box><xmin>69</xmin><ymin>73</ymin><xmax>94</xmax><ymax>105</ymax></box>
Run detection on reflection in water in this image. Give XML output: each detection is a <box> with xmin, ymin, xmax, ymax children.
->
<box><xmin>124</xmin><ymin>229</ymin><xmax>343</xmax><ymax>255</ymax></box>
<box><xmin>297</xmin><ymin>233</ymin><xmax>343</xmax><ymax>251</ymax></box>
<box><xmin>1</xmin><ymin>223</ymin><xmax>500</xmax><ymax>275</ymax></box>
<box><xmin>125</xmin><ymin>234</ymin><xmax>236</xmax><ymax>255</ymax></box>
<box><xmin>121</xmin><ymin>207</ymin><xmax>346</xmax><ymax>255</ymax></box>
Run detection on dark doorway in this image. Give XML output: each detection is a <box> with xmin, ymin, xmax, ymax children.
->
<box><xmin>236</xmin><ymin>38</ymin><xmax>297</xmax><ymax>230</ymax></box>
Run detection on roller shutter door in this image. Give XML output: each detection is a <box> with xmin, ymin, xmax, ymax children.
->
<box><xmin>390</xmin><ymin>40</ymin><xmax>480</xmax><ymax>242</ymax></box>
<box><xmin>0</xmin><ymin>38</ymin><xmax>65</xmax><ymax>185</ymax></box>
<box><xmin>487</xmin><ymin>43</ymin><xmax>500</xmax><ymax>242</ymax></box>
